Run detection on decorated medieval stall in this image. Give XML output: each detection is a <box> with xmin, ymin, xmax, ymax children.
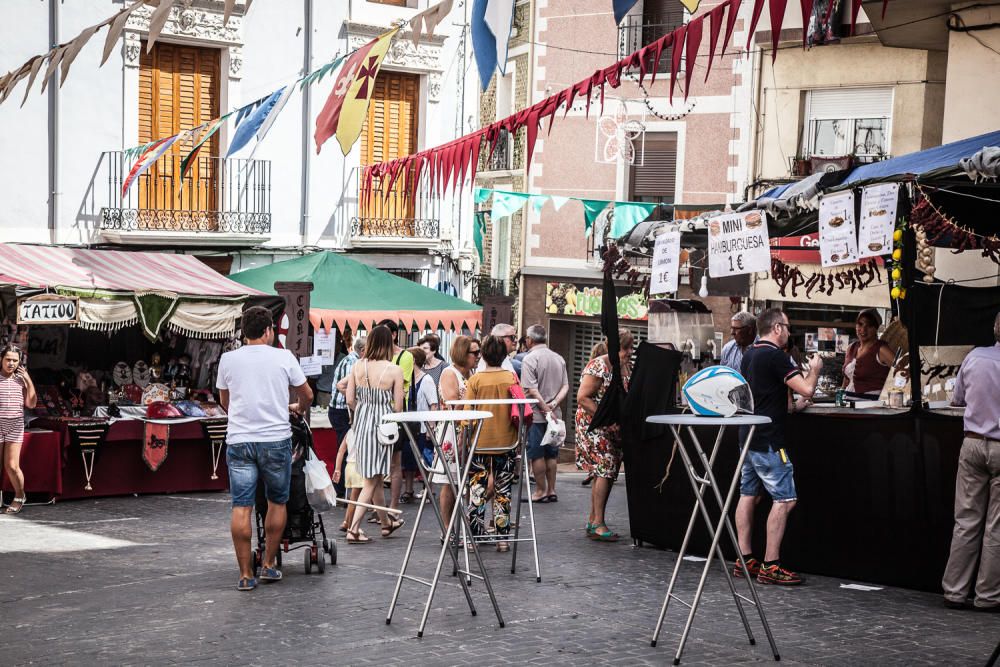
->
<box><xmin>617</xmin><ymin>130</ymin><xmax>1000</xmax><ymax>592</ymax></box>
<box><xmin>0</xmin><ymin>244</ymin><xmax>265</xmax><ymax>501</ymax></box>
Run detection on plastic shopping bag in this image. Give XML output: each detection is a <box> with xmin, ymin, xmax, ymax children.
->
<box><xmin>540</xmin><ymin>412</ymin><xmax>566</xmax><ymax>447</ymax></box>
<box><xmin>304</xmin><ymin>452</ymin><xmax>336</xmax><ymax>512</ymax></box>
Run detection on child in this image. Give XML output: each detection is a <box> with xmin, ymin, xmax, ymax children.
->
<box><xmin>333</xmin><ymin>428</ymin><xmax>364</xmax><ymax>533</ymax></box>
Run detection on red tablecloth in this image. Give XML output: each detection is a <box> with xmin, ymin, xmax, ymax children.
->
<box><xmin>1</xmin><ymin>430</ymin><xmax>62</xmax><ymax>496</ymax></box>
<box><xmin>311</xmin><ymin>428</ymin><xmax>339</xmax><ymax>476</ymax></box>
<box><xmin>32</xmin><ymin>418</ymin><xmax>229</xmax><ymax>500</ymax></box>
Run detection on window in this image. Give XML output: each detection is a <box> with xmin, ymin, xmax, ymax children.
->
<box><xmin>491</xmin><ymin>212</ymin><xmax>511</xmax><ymax>283</ymax></box>
<box><xmin>629</xmin><ymin>132</ymin><xmax>677</xmax><ymax>207</ymax></box>
<box><xmin>618</xmin><ymin>0</ymin><xmax>687</xmax><ymax>73</ymax></box>
<box><xmin>804</xmin><ymin>88</ymin><xmax>893</xmax><ymax>159</ymax></box>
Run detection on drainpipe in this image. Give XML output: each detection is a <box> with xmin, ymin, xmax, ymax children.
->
<box><xmin>300</xmin><ymin>0</ymin><xmax>313</xmax><ymax>247</ymax></box>
<box><xmin>48</xmin><ymin>0</ymin><xmax>60</xmax><ymax>244</ymax></box>
<box><xmin>515</xmin><ymin>0</ymin><xmax>536</xmax><ymax>330</ymax></box>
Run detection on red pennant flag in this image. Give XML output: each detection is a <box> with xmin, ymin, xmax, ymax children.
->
<box><xmin>850</xmin><ymin>0</ymin><xmax>862</xmax><ymax>35</ymax></box>
<box><xmin>722</xmin><ymin>0</ymin><xmax>743</xmax><ymax>56</ymax></box>
<box><xmin>650</xmin><ymin>33</ymin><xmax>672</xmax><ymax>85</ymax></box>
<box><xmin>705</xmin><ymin>5</ymin><xmax>726</xmax><ymax>82</ymax></box>
<box><xmin>799</xmin><ymin>0</ymin><xmax>814</xmax><ymax>47</ymax></box>
<box><xmin>769</xmin><ymin>0</ymin><xmax>787</xmax><ymax>61</ymax></box>
<box><xmin>746</xmin><ymin>0</ymin><xmax>767</xmax><ymax>51</ymax></box>
<box><xmin>882</xmin><ymin>0</ymin><xmax>890</xmax><ymax>18</ymax></box>
<box><xmin>683</xmin><ymin>17</ymin><xmax>703</xmax><ymax>101</ymax></box>
<box><xmin>670</xmin><ymin>24</ymin><xmax>687</xmax><ymax>104</ymax></box>
<box><xmin>526</xmin><ymin>109</ymin><xmax>540</xmax><ymax>172</ymax></box>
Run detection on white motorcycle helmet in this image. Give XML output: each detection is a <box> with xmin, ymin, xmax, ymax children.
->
<box><xmin>683</xmin><ymin>366</ymin><xmax>754</xmax><ymax>417</ymax></box>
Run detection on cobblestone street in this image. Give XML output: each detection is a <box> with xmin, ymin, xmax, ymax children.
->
<box><xmin>2</xmin><ymin>472</ymin><xmax>997</xmax><ymax>666</ymax></box>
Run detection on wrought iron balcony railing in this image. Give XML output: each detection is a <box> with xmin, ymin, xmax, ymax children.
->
<box><xmin>348</xmin><ymin>167</ymin><xmax>441</xmax><ymax>242</ymax></box>
<box><xmin>479</xmin><ymin>129</ymin><xmax>514</xmax><ymax>173</ymax></box>
<box><xmin>618</xmin><ymin>16</ymin><xmax>684</xmax><ymax>74</ymax></box>
<box><xmin>99</xmin><ymin>151</ymin><xmax>271</xmax><ymax>235</ymax></box>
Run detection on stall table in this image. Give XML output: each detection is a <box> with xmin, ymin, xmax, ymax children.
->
<box><xmin>624</xmin><ymin>407</ymin><xmax>964</xmax><ymax>593</ymax></box>
<box><xmin>32</xmin><ymin>417</ymin><xmax>229</xmax><ymax>500</ymax></box>
<box><xmin>1</xmin><ymin>430</ymin><xmax>62</xmax><ymax>497</ymax></box>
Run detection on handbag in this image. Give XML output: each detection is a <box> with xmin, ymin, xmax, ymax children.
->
<box><xmin>509</xmin><ymin>373</ymin><xmax>534</xmax><ymax>430</ymax></box>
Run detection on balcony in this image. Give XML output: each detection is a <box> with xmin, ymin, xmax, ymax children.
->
<box><xmin>479</xmin><ymin>129</ymin><xmax>515</xmax><ymax>174</ymax></box>
<box><xmin>99</xmin><ymin>151</ymin><xmax>271</xmax><ymax>247</ymax></box>
<box><xmin>618</xmin><ymin>15</ymin><xmax>682</xmax><ymax>74</ymax></box>
<box><xmin>347</xmin><ymin>168</ymin><xmax>442</xmax><ymax>251</ymax></box>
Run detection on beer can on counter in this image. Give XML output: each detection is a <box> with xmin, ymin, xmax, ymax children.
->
<box><xmin>835</xmin><ymin>389</ymin><xmax>846</xmax><ymax>407</ymax></box>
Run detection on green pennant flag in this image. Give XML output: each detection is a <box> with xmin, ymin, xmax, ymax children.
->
<box><xmin>474</xmin><ymin>187</ymin><xmax>492</xmax><ymax>204</ymax></box>
<box><xmin>581</xmin><ymin>199</ymin><xmax>610</xmax><ymax>237</ymax></box>
<box><xmin>530</xmin><ymin>194</ymin><xmax>551</xmax><ymax>213</ymax></box>
<box><xmin>491</xmin><ymin>191</ymin><xmax>531</xmax><ymax>220</ymax></box>
<box><xmin>473</xmin><ymin>211</ymin><xmax>488</xmax><ymax>263</ymax></box>
<box><xmin>180</xmin><ymin>113</ymin><xmax>231</xmax><ymax>180</ymax></box>
<box><xmin>610</xmin><ymin>202</ymin><xmax>657</xmax><ymax>238</ymax></box>
<box><xmin>300</xmin><ymin>55</ymin><xmax>345</xmax><ymax>90</ymax></box>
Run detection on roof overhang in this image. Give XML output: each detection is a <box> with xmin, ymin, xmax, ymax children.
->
<box><xmin>862</xmin><ymin>0</ymin><xmax>955</xmax><ymax>51</ymax></box>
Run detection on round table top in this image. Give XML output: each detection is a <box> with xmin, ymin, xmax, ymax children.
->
<box><xmin>445</xmin><ymin>399</ymin><xmax>538</xmax><ymax>406</ymax></box>
<box><xmin>646</xmin><ymin>414</ymin><xmax>772</xmax><ymax>426</ymax></box>
<box><xmin>383</xmin><ymin>410</ymin><xmax>493</xmax><ymax>423</ymax></box>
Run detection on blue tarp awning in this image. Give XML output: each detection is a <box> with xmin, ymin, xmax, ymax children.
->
<box><xmin>842</xmin><ymin>129</ymin><xmax>1000</xmax><ymax>185</ymax></box>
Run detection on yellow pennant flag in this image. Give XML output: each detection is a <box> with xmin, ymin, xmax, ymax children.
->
<box><xmin>680</xmin><ymin>0</ymin><xmax>700</xmax><ymax>12</ymax></box>
<box><xmin>319</xmin><ymin>28</ymin><xmax>397</xmax><ymax>155</ymax></box>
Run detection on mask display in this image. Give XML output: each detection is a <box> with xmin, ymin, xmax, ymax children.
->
<box><xmin>133</xmin><ymin>361</ymin><xmax>151</xmax><ymax>388</ymax></box>
<box><xmin>112</xmin><ymin>362</ymin><xmax>132</xmax><ymax>387</ymax></box>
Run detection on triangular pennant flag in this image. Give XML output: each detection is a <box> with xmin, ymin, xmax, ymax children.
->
<box><xmin>669</xmin><ymin>24</ymin><xmax>687</xmax><ymax>104</ymax></box>
<box><xmin>122</xmin><ymin>134</ymin><xmax>182</xmax><ymax>198</ymax></box>
<box><xmin>550</xmin><ymin>195</ymin><xmax>571</xmax><ymax>211</ymax></box>
<box><xmin>484</xmin><ymin>0</ymin><xmax>515</xmax><ymax>76</ymax></box>
<box><xmin>491</xmin><ymin>191</ymin><xmax>531</xmax><ymax>219</ymax></box>
<box><xmin>181</xmin><ymin>113</ymin><xmax>230</xmax><ymax>180</ymax></box>
<box><xmin>473</xmin><ymin>210</ymin><xmax>488</xmax><ymax>263</ymax></box>
<box><xmin>683</xmin><ymin>16</ymin><xmax>703</xmax><ymax>101</ymax></box>
<box><xmin>246</xmin><ymin>85</ymin><xmax>294</xmax><ymax>161</ymax></box>
<box><xmin>471</xmin><ymin>0</ymin><xmax>498</xmax><ymax>90</ymax></box>
<box><xmin>531</xmin><ymin>194</ymin><xmax>549</xmax><ymax>213</ymax></box>
<box><xmin>228</xmin><ymin>87</ymin><xmax>287</xmax><ymax>157</ymax></box>
<box><xmin>680</xmin><ymin>0</ymin><xmax>701</xmax><ymax>10</ymax></box>
<box><xmin>850</xmin><ymin>0</ymin><xmax>863</xmax><ymax>35</ymax></box>
<box><xmin>799</xmin><ymin>0</ymin><xmax>814</xmax><ymax>47</ymax></box>
<box><xmin>722</xmin><ymin>0</ymin><xmax>743</xmax><ymax>56</ymax></box>
<box><xmin>103</xmin><ymin>1</ymin><xmax>145</xmax><ymax>66</ymax></box>
<box><xmin>59</xmin><ymin>24</ymin><xmax>101</xmax><ymax>87</ymax></box>
<box><xmin>19</xmin><ymin>56</ymin><xmax>46</xmax><ymax>107</ymax></box>
<box><xmin>147</xmin><ymin>0</ymin><xmax>177</xmax><ymax>53</ymax></box>
<box><xmin>746</xmin><ymin>0</ymin><xmax>767</xmax><ymax>51</ymax></box>
<box><xmin>612</xmin><ymin>0</ymin><xmax>640</xmax><ymax>24</ymax></box>
<box><xmin>610</xmin><ymin>202</ymin><xmax>656</xmax><ymax>238</ymax></box>
<box><xmin>581</xmin><ymin>199</ymin><xmax>610</xmax><ymax>237</ymax></box>
<box><xmin>705</xmin><ymin>6</ymin><xmax>725</xmax><ymax>82</ymax></box>
<box><xmin>769</xmin><ymin>0</ymin><xmax>788</xmax><ymax>60</ymax></box>
<box><xmin>474</xmin><ymin>187</ymin><xmax>492</xmax><ymax>204</ymax></box>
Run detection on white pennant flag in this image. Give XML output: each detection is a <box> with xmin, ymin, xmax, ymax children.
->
<box><xmin>484</xmin><ymin>0</ymin><xmax>515</xmax><ymax>76</ymax></box>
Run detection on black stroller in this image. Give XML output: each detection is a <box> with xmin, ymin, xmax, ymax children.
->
<box><xmin>252</xmin><ymin>414</ymin><xmax>337</xmax><ymax>574</ymax></box>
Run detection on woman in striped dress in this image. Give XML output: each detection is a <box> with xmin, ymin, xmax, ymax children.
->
<box><xmin>345</xmin><ymin>326</ymin><xmax>404</xmax><ymax>544</ymax></box>
<box><xmin>1</xmin><ymin>345</ymin><xmax>37</xmax><ymax>514</ymax></box>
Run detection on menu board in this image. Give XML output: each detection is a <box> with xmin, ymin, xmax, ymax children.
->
<box><xmin>858</xmin><ymin>183</ymin><xmax>899</xmax><ymax>259</ymax></box>
<box><xmin>707</xmin><ymin>210</ymin><xmax>771</xmax><ymax>278</ymax></box>
<box><xmin>649</xmin><ymin>230</ymin><xmax>681</xmax><ymax>295</ymax></box>
<box><xmin>818</xmin><ymin>191</ymin><xmax>859</xmax><ymax>268</ymax></box>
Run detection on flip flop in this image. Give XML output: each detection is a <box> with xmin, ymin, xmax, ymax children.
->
<box><xmin>259</xmin><ymin>566</ymin><xmax>282</xmax><ymax>582</ymax></box>
<box><xmin>545</xmin><ymin>494</ymin><xmax>558</xmax><ymax>503</ymax></box>
<box><xmin>347</xmin><ymin>530</ymin><xmax>372</xmax><ymax>544</ymax></box>
<box><xmin>592</xmin><ymin>524</ymin><xmax>620</xmax><ymax>542</ymax></box>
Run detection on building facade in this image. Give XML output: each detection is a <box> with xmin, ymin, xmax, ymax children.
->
<box><xmin>0</xmin><ymin>0</ymin><xmax>479</xmax><ymax>297</ymax></box>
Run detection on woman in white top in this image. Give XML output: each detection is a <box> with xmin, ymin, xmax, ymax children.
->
<box><xmin>346</xmin><ymin>326</ymin><xmax>405</xmax><ymax>544</ymax></box>
<box><xmin>436</xmin><ymin>335</ymin><xmax>479</xmax><ymax>529</ymax></box>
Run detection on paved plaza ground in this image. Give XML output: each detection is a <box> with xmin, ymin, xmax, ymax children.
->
<box><xmin>1</xmin><ymin>471</ymin><xmax>997</xmax><ymax>666</ymax></box>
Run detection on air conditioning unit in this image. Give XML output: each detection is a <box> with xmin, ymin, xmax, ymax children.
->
<box><xmin>809</xmin><ymin>155</ymin><xmax>853</xmax><ymax>175</ymax></box>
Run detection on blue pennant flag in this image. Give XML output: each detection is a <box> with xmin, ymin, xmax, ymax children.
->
<box><xmin>471</xmin><ymin>0</ymin><xmax>498</xmax><ymax>91</ymax></box>
<box><xmin>227</xmin><ymin>87</ymin><xmax>286</xmax><ymax>157</ymax></box>
<box><xmin>613</xmin><ymin>0</ymin><xmax>640</xmax><ymax>24</ymax></box>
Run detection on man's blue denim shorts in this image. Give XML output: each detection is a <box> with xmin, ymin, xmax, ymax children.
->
<box><xmin>227</xmin><ymin>438</ymin><xmax>292</xmax><ymax>508</ymax></box>
<box><xmin>739</xmin><ymin>445</ymin><xmax>797</xmax><ymax>502</ymax></box>
<box><xmin>526</xmin><ymin>422</ymin><xmax>558</xmax><ymax>461</ymax></box>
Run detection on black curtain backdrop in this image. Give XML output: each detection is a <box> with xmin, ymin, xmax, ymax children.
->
<box><xmin>623</xmin><ymin>411</ymin><xmax>963</xmax><ymax>592</ymax></box>
<box><xmin>910</xmin><ymin>281</ymin><xmax>1000</xmax><ymax>347</ymax></box>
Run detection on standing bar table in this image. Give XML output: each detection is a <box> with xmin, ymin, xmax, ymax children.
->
<box><xmin>383</xmin><ymin>410</ymin><xmax>504</xmax><ymax>637</ymax></box>
<box><xmin>446</xmin><ymin>398</ymin><xmax>540</xmax><ymax>582</ymax></box>
<box><xmin>645</xmin><ymin>414</ymin><xmax>780</xmax><ymax>665</ymax></box>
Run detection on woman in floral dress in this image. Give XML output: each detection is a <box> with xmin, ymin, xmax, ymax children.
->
<box><xmin>575</xmin><ymin>329</ymin><xmax>634</xmax><ymax>542</ymax></box>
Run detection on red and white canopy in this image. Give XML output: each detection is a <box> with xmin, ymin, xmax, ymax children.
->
<box><xmin>0</xmin><ymin>243</ymin><xmax>261</xmax><ymax>297</ymax></box>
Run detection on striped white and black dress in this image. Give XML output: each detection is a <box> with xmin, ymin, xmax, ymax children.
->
<box><xmin>353</xmin><ymin>361</ymin><xmax>394</xmax><ymax>479</ymax></box>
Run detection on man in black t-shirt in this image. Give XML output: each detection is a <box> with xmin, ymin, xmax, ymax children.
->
<box><xmin>736</xmin><ymin>308</ymin><xmax>821</xmax><ymax>586</ymax></box>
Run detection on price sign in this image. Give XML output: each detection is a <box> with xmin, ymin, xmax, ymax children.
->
<box><xmin>707</xmin><ymin>211</ymin><xmax>771</xmax><ymax>278</ymax></box>
<box><xmin>649</xmin><ymin>230</ymin><xmax>681</xmax><ymax>295</ymax></box>
<box><xmin>818</xmin><ymin>191</ymin><xmax>859</xmax><ymax>268</ymax></box>
<box><xmin>858</xmin><ymin>183</ymin><xmax>899</xmax><ymax>259</ymax></box>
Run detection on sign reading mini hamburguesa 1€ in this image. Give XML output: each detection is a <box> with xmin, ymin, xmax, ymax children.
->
<box><xmin>16</xmin><ymin>295</ymin><xmax>80</xmax><ymax>325</ymax></box>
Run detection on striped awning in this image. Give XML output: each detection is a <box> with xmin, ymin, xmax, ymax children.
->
<box><xmin>0</xmin><ymin>244</ymin><xmax>261</xmax><ymax>298</ymax></box>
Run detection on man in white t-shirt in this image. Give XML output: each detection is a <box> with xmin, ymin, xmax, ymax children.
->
<box><xmin>477</xmin><ymin>323</ymin><xmax>518</xmax><ymax>373</ymax></box>
<box><xmin>217</xmin><ymin>306</ymin><xmax>313</xmax><ymax>591</ymax></box>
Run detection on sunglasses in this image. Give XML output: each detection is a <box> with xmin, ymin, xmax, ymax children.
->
<box><xmin>469</xmin><ymin>349</ymin><xmax>481</xmax><ymax>356</ymax></box>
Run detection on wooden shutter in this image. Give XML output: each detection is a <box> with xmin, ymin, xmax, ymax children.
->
<box><xmin>630</xmin><ymin>133</ymin><xmax>677</xmax><ymax>201</ymax></box>
<box><xmin>360</xmin><ymin>71</ymin><xmax>420</xmax><ymax>226</ymax></box>
<box><xmin>138</xmin><ymin>42</ymin><xmax>220</xmax><ymax>217</ymax></box>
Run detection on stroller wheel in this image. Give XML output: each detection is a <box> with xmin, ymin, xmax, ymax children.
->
<box><xmin>317</xmin><ymin>550</ymin><xmax>326</xmax><ymax>573</ymax></box>
<box><xmin>330</xmin><ymin>540</ymin><xmax>337</xmax><ymax>565</ymax></box>
<box><xmin>323</xmin><ymin>538</ymin><xmax>331</xmax><ymax>554</ymax></box>
<box><xmin>304</xmin><ymin>548</ymin><xmax>313</xmax><ymax>574</ymax></box>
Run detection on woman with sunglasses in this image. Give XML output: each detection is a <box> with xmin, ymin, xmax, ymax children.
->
<box><xmin>434</xmin><ymin>336</ymin><xmax>481</xmax><ymax>532</ymax></box>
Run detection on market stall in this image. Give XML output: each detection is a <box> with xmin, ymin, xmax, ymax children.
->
<box><xmin>0</xmin><ymin>243</ymin><xmax>264</xmax><ymax>500</ymax></box>
<box><xmin>227</xmin><ymin>251</ymin><xmax>482</xmax><ymax>466</ymax></box>
<box><xmin>617</xmin><ymin>130</ymin><xmax>1000</xmax><ymax>592</ymax></box>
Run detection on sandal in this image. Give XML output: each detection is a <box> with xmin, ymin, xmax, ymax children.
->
<box><xmin>4</xmin><ymin>497</ymin><xmax>25</xmax><ymax>514</ymax></box>
<box><xmin>339</xmin><ymin>521</ymin><xmax>348</xmax><ymax>533</ymax></box>
<box><xmin>347</xmin><ymin>529</ymin><xmax>372</xmax><ymax>544</ymax></box>
<box><xmin>592</xmin><ymin>523</ymin><xmax>620</xmax><ymax>542</ymax></box>
<box><xmin>585</xmin><ymin>522</ymin><xmax>597</xmax><ymax>539</ymax></box>
<box><xmin>545</xmin><ymin>494</ymin><xmax>558</xmax><ymax>503</ymax></box>
<box><xmin>367</xmin><ymin>514</ymin><xmax>381</xmax><ymax>525</ymax></box>
<box><xmin>496</xmin><ymin>541</ymin><xmax>510</xmax><ymax>553</ymax></box>
<box><xmin>237</xmin><ymin>577</ymin><xmax>258</xmax><ymax>591</ymax></box>
<box><xmin>400</xmin><ymin>491</ymin><xmax>414</xmax><ymax>504</ymax></box>
<box><xmin>381</xmin><ymin>518</ymin><xmax>405</xmax><ymax>538</ymax></box>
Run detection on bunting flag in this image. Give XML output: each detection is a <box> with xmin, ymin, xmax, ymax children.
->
<box><xmin>299</xmin><ymin>55</ymin><xmax>345</xmax><ymax>90</ymax></box>
<box><xmin>680</xmin><ymin>0</ymin><xmax>702</xmax><ymax>10</ymax></box>
<box><xmin>246</xmin><ymin>85</ymin><xmax>295</xmax><ymax>161</ymax></box>
<box><xmin>227</xmin><ymin>87</ymin><xmax>288</xmax><ymax>157</ymax></box>
<box><xmin>474</xmin><ymin>211</ymin><xmax>488</xmax><ymax>263</ymax></box>
<box><xmin>180</xmin><ymin>114</ymin><xmax>230</xmax><ymax>180</ymax></box>
<box><xmin>121</xmin><ymin>133</ymin><xmax>183</xmax><ymax>198</ymax></box>
<box><xmin>314</xmin><ymin>28</ymin><xmax>399</xmax><ymax>155</ymax></box>
<box><xmin>471</xmin><ymin>0</ymin><xmax>499</xmax><ymax>90</ymax></box>
<box><xmin>409</xmin><ymin>0</ymin><xmax>456</xmax><ymax>45</ymax></box>
<box><xmin>582</xmin><ymin>200</ymin><xmax>611</xmax><ymax>237</ymax></box>
<box><xmin>610</xmin><ymin>202</ymin><xmax>657</xmax><ymax>237</ymax></box>
<box><xmin>484</xmin><ymin>0</ymin><xmax>516</xmax><ymax>78</ymax></box>
<box><xmin>491</xmin><ymin>191</ymin><xmax>532</xmax><ymax>219</ymax></box>
<box><xmin>476</xmin><ymin>187</ymin><xmax>656</xmax><ymax>238</ymax></box>
<box><xmin>613</xmin><ymin>0</ymin><xmax>640</xmax><ymax>24</ymax></box>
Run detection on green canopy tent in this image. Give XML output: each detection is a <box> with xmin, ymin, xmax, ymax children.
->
<box><xmin>228</xmin><ymin>251</ymin><xmax>481</xmax><ymax>332</ymax></box>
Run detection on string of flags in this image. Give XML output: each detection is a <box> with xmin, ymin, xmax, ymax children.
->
<box><xmin>475</xmin><ymin>187</ymin><xmax>658</xmax><ymax>238</ymax></box>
